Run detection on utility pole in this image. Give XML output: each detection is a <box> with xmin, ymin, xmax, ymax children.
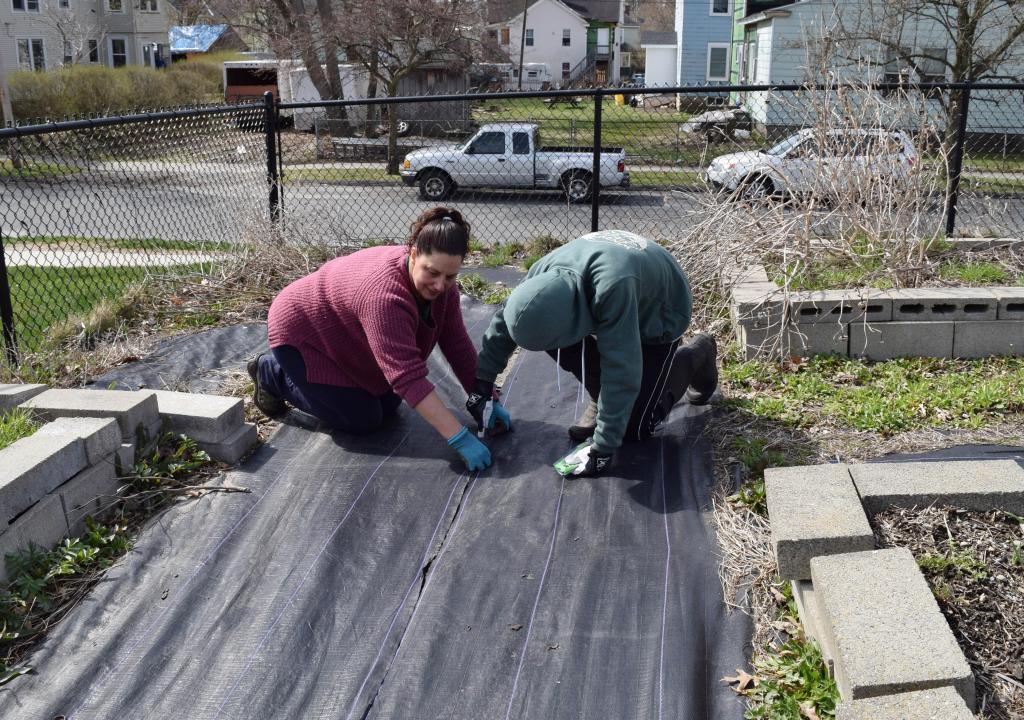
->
<box><xmin>517</xmin><ymin>0</ymin><xmax>529</xmax><ymax>90</ymax></box>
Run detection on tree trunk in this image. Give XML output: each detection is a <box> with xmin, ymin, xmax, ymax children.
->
<box><xmin>364</xmin><ymin>52</ymin><xmax>380</xmax><ymax>137</ymax></box>
<box><xmin>386</xmin><ymin>91</ymin><xmax>399</xmax><ymax>175</ymax></box>
<box><xmin>316</xmin><ymin>0</ymin><xmax>351</xmax><ymax>137</ymax></box>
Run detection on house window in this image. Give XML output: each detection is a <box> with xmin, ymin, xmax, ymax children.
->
<box><xmin>107</xmin><ymin>0</ymin><xmax>124</xmax><ymax>12</ymax></box>
<box><xmin>12</xmin><ymin>0</ymin><xmax>40</xmax><ymax>11</ymax></box>
<box><xmin>500</xmin><ymin>27</ymin><xmax>510</xmax><ymax>45</ymax></box>
<box><xmin>17</xmin><ymin>39</ymin><xmax>45</xmax><ymax>70</ymax></box>
<box><xmin>140</xmin><ymin>0</ymin><xmax>158</xmax><ymax>11</ymax></box>
<box><xmin>562</xmin><ymin>29</ymin><xmax>571</xmax><ymax>47</ymax></box>
<box><xmin>88</xmin><ymin>39</ymin><xmax>99</xmax><ymax>62</ymax></box>
<box><xmin>59</xmin><ymin>0</ymin><xmax>69</xmax><ymax>7</ymax></box>
<box><xmin>919</xmin><ymin>47</ymin><xmax>947</xmax><ymax>83</ymax></box>
<box><xmin>64</xmin><ymin>41</ymin><xmax>73</xmax><ymax>64</ymax></box>
<box><xmin>711</xmin><ymin>0</ymin><xmax>729</xmax><ymax>14</ymax></box>
<box><xmin>525</xmin><ymin>29</ymin><xmax>534</xmax><ymax>46</ymax></box>
<box><xmin>109</xmin><ymin>37</ymin><xmax>127</xmax><ymax>67</ymax></box>
<box><xmin>883</xmin><ymin>46</ymin><xmax>911</xmax><ymax>84</ymax></box>
<box><xmin>706</xmin><ymin>43</ymin><xmax>729</xmax><ymax>81</ymax></box>
<box><xmin>562</xmin><ymin>61</ymin><xmax>570</xmax><ymax>80</ymax></box>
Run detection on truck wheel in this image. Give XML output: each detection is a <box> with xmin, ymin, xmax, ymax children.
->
<box><xmin>737</xmin><ymin>174</ymin><xmax>775</xmax><ymax>203</ymax></box>
<box><xmin>562</xmin><ymin>171</ymin><xmax>592</xmax><ymax>204</ymax></box>
<box><xmin>419</xmin><ymin>171</ymin><xmax>453</xmax><ymax>201</ymax></box>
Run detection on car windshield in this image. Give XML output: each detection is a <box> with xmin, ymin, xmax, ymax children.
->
<box><xmin>764</xmin><ymin>134</ymin><xmax>805</xmax><ymax>157</ymax></box>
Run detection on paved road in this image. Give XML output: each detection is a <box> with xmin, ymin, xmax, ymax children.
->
<box><xmin>2</xmin><ymin>170</ymin><xmax>1023</xmax><ymax>249</ymax></box>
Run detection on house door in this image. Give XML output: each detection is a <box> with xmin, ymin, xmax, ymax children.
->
<box><xmin>596</xmin><ymin>28</ymin><xmax>610</xmax><ymax>54</ymax></box>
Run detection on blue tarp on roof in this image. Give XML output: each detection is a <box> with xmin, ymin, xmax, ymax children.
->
<box><xmin>169</xmin><ymin>24</ymin><xmax>229</xmax><ymax>53</ymax></box>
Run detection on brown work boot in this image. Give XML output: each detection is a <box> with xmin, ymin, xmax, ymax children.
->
<box><xmin>247</xmin><ymin>352</ymin><xmax>287</xmax><ymax>418</ymax></box>
<box><xmin>568</xmin><ymin>397</ymin><xmax>598</xmax><ymax>442</ymax></box>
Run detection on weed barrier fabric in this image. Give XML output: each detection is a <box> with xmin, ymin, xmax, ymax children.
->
<box><xmin>0</xmin><ymin>300</ymin><xmax>749</xmax><ymax>719</ymax></box>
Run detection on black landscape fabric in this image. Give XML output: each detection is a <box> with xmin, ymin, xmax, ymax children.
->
<box><xmin>1</xmin><ymin>299</ymin><xmax>750</xmax><ymax>719</ymax></box>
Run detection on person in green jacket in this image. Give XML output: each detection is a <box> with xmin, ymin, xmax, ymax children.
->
<box><xmin>466</xmin><ymin>229</ymin><xmax>718</xmax><ymax>477</ymax></box>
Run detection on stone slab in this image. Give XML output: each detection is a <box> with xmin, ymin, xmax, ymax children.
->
<box><xmin>195</xmin><ymin>422</ymin><xmax>257</xmax><ymax>464</ymax></box>
<box><xmin>0</xmin><ymin>433</ymin><xmax>87</xmax><ymax>526</ymax></box>
<box><xmin>991</xmin><ymin>287</ymin><xmax>1024</xmax><ymax>320</ymax></box>
<box><xmin>792</xmin><ymin>580</ymin><xmax>837</xmax><ymax>670</ymax></box>
<box><xmin>811</xmin><ymin>548</ymin><xmax>974</xmax><ymax>708</ymax></box>
<box><xmin>953</xmin><ymin>320</ymin><xmax>1024</xmax><ymax>358</ymax></box>
<box><xmin>850</xmin><ymin>321</ymin><xmax>954</xmax><ymax>360</ymax></box>
<box><xmin>765</xmin><ymin>464</ymin><xmax>875</xmax><ymax>580</ymax></box>
<box><xmin>850</xmin><ymin>459</ymin><xmax>1024</xmax><ymax>515</ymax></box>
<box><xmin>722</xmin><ymin>264</ymin><xmax>771</xmax><ymax>287</ymax></box>
<box><xmin>836</xmin><ymin>686</ymin><xmax>974</xmax><ymax>720</ymax></box>
<box><xmin>116</xmin><ymin>442</ymin><xmax>136</xmax><ymax>477</ymax></box>
<box><xmin>151</xmin><ymin>390</ymin><xmax>244</xmax><ymax>444</ymax></box>
<box><xmin>788</xmin><ymin>290</ymin><xmax>892</xmax><ymax>325</ymax></box>
<box><xmin>35</xmin><ymin>416</ymin><xmax>121</xmax><ymax>466</ymax></box>
<box><xmin>0</xmin><ymin>383</ymin><xmax>47</xmax><ymax>412</ymax></box>
<box><xmin>888</xmin><ymin>288</ymin><xmax>998</xmax><ymax>322</ymax></box>
<box><xmin>59</xmin><ymin>455</ymin><xmax>120</xmax><ymax>536</ymax></box>
<box><xmin>0</xmin><ymin>494</ymin><xmax>69</xmax><ymax>584</ymax></box>
<box><xmin>20</xmin><ymin>389</ymin><xmax>159</xmax><ymax>441</ymax></box>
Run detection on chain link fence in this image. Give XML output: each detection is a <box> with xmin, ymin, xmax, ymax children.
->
<box><xmin>2</xmin><ymin>83</ymin><xmax>1023</xmax><ymax>362</ymax></box>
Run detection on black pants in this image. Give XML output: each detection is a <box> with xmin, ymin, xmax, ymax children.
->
<box><xmin>547</xmin><ymin>336</ymin><xmax>683</xmax><ymax>443</ymax></box>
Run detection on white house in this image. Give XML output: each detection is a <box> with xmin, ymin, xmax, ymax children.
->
<box><xmin>736</xmin><ymin>0</ymin><xmax>1024</xmax><ymax>136</ymax></box>
<box><xmin>0</xmin><ymin>0</ymin><xmax>171</xmax><ymax>85</ymax></box>
<box><xmin>487</xmin><ymin>0</ymin><xmax>590</xmax><ymax>89</ymax></box>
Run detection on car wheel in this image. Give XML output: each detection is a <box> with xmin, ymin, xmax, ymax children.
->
<box><xmin>738</xmin><ymin>174</ymin><xmax>775</xmax><ymax>203</ymax></box>
<box><xmin>419</xmin><ymin>171</ymin><xmax>453</xmax><ymax>201</ymax></box>
<box><xmin>562</xmin><ymin>170</ymin><xmax>593</xmax><ymax>204</ymax></box>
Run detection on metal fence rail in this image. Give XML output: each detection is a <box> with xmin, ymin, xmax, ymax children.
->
<box><xmin>2</xmin><ymin>82</ymin><xmax>1023</xmax><ymax>362</ymax></box>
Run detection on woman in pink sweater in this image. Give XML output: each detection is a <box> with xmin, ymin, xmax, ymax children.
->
<box><xmin>247</xmin><ymin>207</ymin><xmax>509</xmax><ymax>471</ymax></box>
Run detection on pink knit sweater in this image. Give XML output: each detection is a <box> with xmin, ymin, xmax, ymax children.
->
<box><xmin>267</xmin><ymin>245</ymin><xmax>477</xmax><ymax>408</ymax></box>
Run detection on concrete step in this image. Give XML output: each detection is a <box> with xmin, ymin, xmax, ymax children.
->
<box><xmin>765</xmin><ymin>464</ymin><xmax>875</xmax><ymax>580</ymax></box>
<box><xmin>0</xmin><ymin>383</ymin><xmax>47</xmax><ymax>412</ymax></box>
<box><xmin>811</xmin><ymin>548</ymin><xmax>974</xmax><ymax>709</ymax></box>
<box><xmin>20</xmin><ymin>388</ymin><xmax>159</xmax><ymax>442</ymax></box>
<box><xmin>150</xmin><ymin>390</ymin><xmax>244</xmax><ymax>444</ymax></box>
<box><xmin>837</xmin><ymin>686</ymin><xmax>974</xmax><ymax>719</ymax></box>
<box><xmin>849</xmin><ymin>459</ymin><xmax>1024</xmax><ymax>515</ymax></box>
<box><xmin>35</xmin><ymin>417</ymin><xmax>120</xmax><ymax>467</ymax></box>
<box><xmin>0</xmin><ymin>432</ymin><xmax>87</xmax><ymax>526</ymax></box>
<box><xmin>196</xmin><ymin>422</ymin><xmax>257</xmax><ymax>464</ymax></box>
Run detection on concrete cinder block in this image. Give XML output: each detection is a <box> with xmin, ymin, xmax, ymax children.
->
<box><xmin>59</xmin><ymin>455</ymin><xmax>120</xmax><ymax>536</ymax></box>
<box><xmin>0</xmin><ymin>494</ymin><xmax>69</xmax><ymax>584</ymax></box>
<box><xmin>732</xmin><ymin>282</ymin><xmax>784</xmax><ymax>329</ymax></box>
<box><xmin>836</xmin><ymin>686</ymin><xmax>975</xmax><ymax>720</ymax></box>
<box><xmin>35</xmin><ymin>416</ymin><xmax>121</xmax><ymax>466</ymax></box>
<box><xmin>0</xmin><ymin>434</ymin><xmax>87</xmax><ymax>526</ymax></box>
<box><xmin>850</xmin><ymin>459</ymin><xmax>1024</xmax><ymax>516</ymax></box>
<box><xmin>788</xmin><ymin>290</ymin><xmax>892</xmax><ymax>325</ymax></box>
<box><xmin>812</xmin><ymin>548</ymin><xmax>975</xmax><ymax>708</ymax></box>
<box><xmin>888</xmin><ymin>288</ymin><xmax>998</xmax><ymax>322</ymax></box>
<box><xmin>20</xmin><ymin>389</ymin><xmax>159</xmax><ymax>441</ymax></box>
<box><xmin>722</xmin><ymin>264</ymin><xmax>771</xmax><ymax>287</ymax></box>
<box><xmin>850</xmin><ymin>321</ymin><xmax>954</xmax><ymax>360</ymax></box>
<box><xmin>116</xmin><ymin>442</ymin><xmax>136</xmax><ymax>477</ymax></box>
<box><xmin>953</xmin><ymin>320</ymin><xmax>1024</xmax><ymax>358</ymax></box>
<box><xmin>792</xmin><ymin>580</ymin><xmax>837</xmax><ymax>670</ymax></box>
<box><xmin>787</xmin><ymin>322</ymin><xmax>849</xmax><ymax>358</ymax></box>
<box><xmin>0</xmin><ymin>383</ymin><xmax>47</xmax><ymax>412</ymax></box>
<box><xmin>195</xmin><ymin>422</ymin><xmax>257</xmax><ymax>464</ymax></box>
<box><xmin>991</xmin><ymin>287</ymin><xmax>1024</xmax><ymax>320</ymax></box>
<box><xmin>151</xmin><ymin>390</ymin><xmax>244</xmax><ymax>444</ymax></box>
<box><xmin>765</xmin><ymin>464</ymin><xmax>875</xmax><ymax>580</ymax></box>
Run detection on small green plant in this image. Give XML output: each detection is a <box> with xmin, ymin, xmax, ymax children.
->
<box><xmin>917</xmin><ymin>548</ymin><xmax>988</xmax><ymax>581</ymax></box>
<box><xmin>457</xmin><ymin>273</ymin><xmax>512</xmax><ymax>304</ymax></box>
<box><xmin>0</xmin><ymin>408</ymin><xmax>39</xmax><ymax>452</ymax></box>
<box><xmin>130</xmin><ymin>432</ymin><xmax>211</xmax><ymax>491</ymax></box>
<box><xmin>481</xmin><ymin>241</ymin><xmax>524</xmax><ymax>268</ymax></box>
<box><xmin>939</xmin><ymin>262</ymin><xmax>1008</xmax><ymax>285</ymax></box>
<box><xmin>1010</xmin><ymin>541</ymin><xmax>1023</xmax><ymax>568</ymax></box>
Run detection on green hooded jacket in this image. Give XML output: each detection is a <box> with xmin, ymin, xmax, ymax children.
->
<box><xmin>477</xmin><ymin>230</ymin><xmax>692</xmax><ymax>452</ymax></box>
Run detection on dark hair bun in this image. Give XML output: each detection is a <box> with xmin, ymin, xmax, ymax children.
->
<box><xmin>408</xmin><ymin>207</ymin><xmax>471</xmax><ymax>258</ymax></box>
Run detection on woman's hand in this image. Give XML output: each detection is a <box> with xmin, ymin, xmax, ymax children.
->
<box><xmin>447</xmin><ymin>427</ymin><xmax>493</xmax><ymax>471</ymax></box>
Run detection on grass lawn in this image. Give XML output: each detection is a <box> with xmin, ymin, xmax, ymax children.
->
<box><xmin>0</xmin><ymin>407</ymin><xmax>39</xmax><ymax>452</ymax></box>
<box><xmin>8</xmin><ymin>264</ymin><xmax>208</xmax><ymax>352</ymax></box>
<box><xmin>0</xmin><ymin>160</ymin><xmax>81</xmax><ymax>179</ymax></box>
<box><xmin>4</xmin><ymin>236</ymin><xmax>240</xmax><ymax>252</ymax></box>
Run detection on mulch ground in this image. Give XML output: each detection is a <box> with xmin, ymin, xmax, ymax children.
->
<box><xmin>872</xmin><ymin>506</ymin><xmax>1024</xmax><ymax>719</ymax></box>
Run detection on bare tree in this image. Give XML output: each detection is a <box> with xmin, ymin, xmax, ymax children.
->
<box><xmin>41</xmin><ymin>4</ymin><xmax>106</xmax><ymax>65</ymax></box>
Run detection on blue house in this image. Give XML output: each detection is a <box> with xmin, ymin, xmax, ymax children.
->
<box><xmin>673</xmin><ymin>0</ymin><xmax>735</xmax><ymax>93</ymax></box>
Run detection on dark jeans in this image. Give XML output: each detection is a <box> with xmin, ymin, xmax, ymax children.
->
<box><xmin>547</xmin><ymin>335</ymin><xmax>685</xmax><ymax>443</ymax></box>
<box><xmin>258</xmin><ymin>345</ymin><xmax>402</xmax><ymax>433</ymax></box>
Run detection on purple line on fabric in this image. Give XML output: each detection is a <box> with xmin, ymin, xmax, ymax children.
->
<box><xmin>658</xmin><ymin>441</ymin><xmax>671</xmax><ymax>720</ymax></box>
<box><xmin>503</xmin><ymin>475</ymin><xmax>566</xmax><ymax>720</ymax></box>
<box><xmin>212</xmin><ymin>432</ymin><xmax>411</xmax><ymax>720</ymax></box>
<box><xmin>343</xmin><ymin>470</ymin><xmax>467</xmax><ymax>720</ymax></box>
<box><xmin>67</xmin><ymin>447</ymin><xmax>309</xmax><ymax>720</ymax></box>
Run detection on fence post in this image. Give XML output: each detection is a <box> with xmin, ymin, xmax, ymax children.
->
<box><xmin>0</xmin><ymin>229</ymin><xmax>17</xmax><ymax>365</ymax></box>
<box><xmin>944</xmin><ymin>82</ymin><xmax>972</xmax><ymax>238</ymax></box>
<box><xmin>264</xmin><ymin>91</ymin><xmax>281</xmax><ymax>223</ymax></box>
<box><xmin>591</xmin><ymin>91</ymin><xmax>602</xmax><ymax>233</ymax></box>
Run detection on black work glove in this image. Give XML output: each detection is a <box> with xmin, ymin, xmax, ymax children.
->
<box><xmin>466</xmin><ymin>378</ymin><xmax>496</xmax><ymax>434</ymax></box>
<box><xmin>554</xmin><ymin>440</ymin><xmax>613</xmax><ymax>478</ymax></box>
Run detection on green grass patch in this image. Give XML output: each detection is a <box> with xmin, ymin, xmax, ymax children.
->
<box><xmin>5</xmin><ymin>235</ymin><xmax>238</xmax><ymax>252</ymax></box>
<box><xmin>284</xmin><ymin>167</ymin><xmax>395</xmax><ymax>183</ymax></box>
<box><xmin>0</xmin><ymin>160</ymin><xmax>81</xmax><ymax>179</ymax></box>
<box><xmin>918</xmin><ymin>548</ymin><xmax>989</xmax><ymax>582</ymax></box>
<box><xmin>0</xmin><ymin>408</ymin><xmax>39</xmax><ymax>452</ymax></box>
<box><xmin>629</xmin><ymin>169</ymin><xmax>703</xmax><ymax>187</ymax></box>
<box><xmin>939</xmin><ymin>261</ymin><xmax>1008</xmax><ymax>285</ymax></box>
<box><xmin>458</xmin><ymin>273</ymin><xmax>512</xmax><ymax>304</ymax></box>
<box><xmin>723</xmin><ymin>354</ymin><xmax>1024</xmax><ymax>436</ymax></box>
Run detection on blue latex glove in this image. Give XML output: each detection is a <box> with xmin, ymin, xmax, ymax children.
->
<box><xmin>447</xmin><ymin>426</ymin><xmax>493</xmax><ymax>471</ymax></box>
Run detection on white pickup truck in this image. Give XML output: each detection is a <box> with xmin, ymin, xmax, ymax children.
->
<box><xmin>400</xmin><ymin>122</ymin><xmax>629</xmax><ymax>203</ymax></box>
